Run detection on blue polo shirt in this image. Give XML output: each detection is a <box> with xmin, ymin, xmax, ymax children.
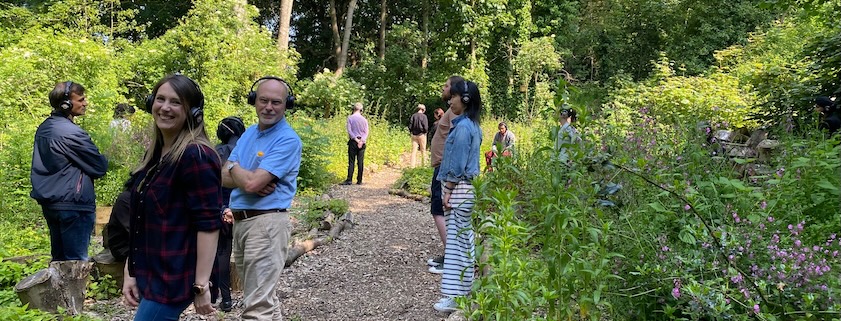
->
<box><xmin>228</xmin><ymin>118</ymin><xmax>302</xmax><ymax>210</ymax></box>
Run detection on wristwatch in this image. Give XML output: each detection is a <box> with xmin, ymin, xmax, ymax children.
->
<box><xmin>192</xmin><ymin>282</ymin><xmax>212</xmax><ymax>295</ymax></box>
<box><xmin>226</xmin><ymin>162</ymin><xmax>236</xmax><ymax>173</ymax></box>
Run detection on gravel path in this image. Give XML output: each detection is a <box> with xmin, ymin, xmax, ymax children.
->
<box><xmin>89</xmin><ymin>167</ymin><xmax>449</xmax><ymax>320</ymax></box>
<box><xmin>278</xmin><ymin>168</ymin><xmax>448</xmax><ymax>321</ymax></box>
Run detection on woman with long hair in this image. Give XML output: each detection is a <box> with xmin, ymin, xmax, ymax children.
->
<box><xmin>122</xmin><ymin>74</ymin><xmax>222</xmax><ymax>320</ymax></box>
<box><xmin>434</xmin><ymin>79</ymin><xmax>482</xmax><ymax>313</ymax></box>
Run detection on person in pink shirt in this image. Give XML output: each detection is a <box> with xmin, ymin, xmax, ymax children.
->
<box><xmin>342</xmin><ymin>102</ymin><xmax>369</xmax><ymax>185</ymax></box>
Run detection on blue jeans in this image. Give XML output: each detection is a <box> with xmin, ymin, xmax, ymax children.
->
<box><xmin>42</xmin><ymin>208</ymin><xmax>95</xmax><ymax>261</ymax></box>
<box><xmin>134</xmin><ymin>299</ymin><xmax>192</xmax><ymax>321</ymax></box>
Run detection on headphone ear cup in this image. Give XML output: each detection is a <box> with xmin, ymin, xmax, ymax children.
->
<box><xmin>247</xmin><ymin>91</ymin><xmax>257</xmax><ymax>105</ymax></box>
<box><xmin>144</xmin><ymin>94</ymin><xmax>154</xmax><ymax>113</ymax></box>
<box><xmin>191</xmin><ymin>107</ymin><xmax>203</xmax><ymax>124</ymax></box>
<box><xmin>286</xmin><ymin>95</ymin><xmax>295</xmax><ymax>109</ymax></box>
<box><xmin>59</xmin><ymin>100</ymin><xmax>72</xmax><ymax>110</ymax></box>
<box><xmin>461</xmin><ymin>95</ymin><xmax>470</xmax><ymax>104</ymax></box>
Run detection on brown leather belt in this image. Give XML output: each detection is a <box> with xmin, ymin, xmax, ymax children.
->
<box><xmin>232</xmin><ymin>209</ymin><xmax>287</xmax><ymax>221</ymax></box>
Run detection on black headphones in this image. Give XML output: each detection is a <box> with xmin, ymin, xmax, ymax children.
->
<box><xmin>59</xmin><ymin>81</ymin><xmax>73</xmax><ymax>110</ymax></box>
<box><xmin>144</xmin><ymin>74</ymin><xmax>205</xmax><ymax>125</ymax></box>
<box><xmin>459</xmin><ymin>81</ymin><xmax>471</xmax><ymax>104</ymax></box>
<box><xmin>248</xmin><ymin>76</ymin><xmax>295</xmax><ymax>109</ymax></box>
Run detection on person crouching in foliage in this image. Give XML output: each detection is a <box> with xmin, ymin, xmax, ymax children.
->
<box><xmin>122</xmin><ymin>74</ymin><xmax>222</xmax><ymax>320</ymax></box>
<box><xmin>814</xmin><ymin>96</ymin><xmax>840</xmax><ymax>136</ymax></box>
<box><xmin>434</xmin><ymin>80</ymin><xmax>483</xmax><ymax>313</ymax></box>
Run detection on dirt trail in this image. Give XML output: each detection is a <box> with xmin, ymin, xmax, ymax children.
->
<box><xmin>277</xmin><ymin>168</ymin><xmax>448</xmax><ymax>321</ymax></box>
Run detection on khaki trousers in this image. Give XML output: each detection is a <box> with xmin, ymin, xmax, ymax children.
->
<box><xmin>411</xmin><ymin>134</ymin><xmax>427</xmax><ymax>167</ymax></box>
<box><xmin>233</xmin><ymin>212</ymin><xmax>290</xmax><ymax>320</ymax></box>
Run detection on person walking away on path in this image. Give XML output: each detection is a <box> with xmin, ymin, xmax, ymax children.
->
<box><xmin>211</xmin><ymin>116</ymin><xmax>246</xmax><ymax>312</ymax></box>
<box><xmin>427</xmin><ymin>76</ymin><xmax>464</xmax><ymax>274</ymax></box>
<box><xmin>122</xmin><ymin>74</ymin><xmax>222</xmax><ymax>319</ymax></box>
<box><xmin>222</xmin><ymin>76</ymin><xmax>302</xmax><ymax>320</ymax></box>
<box><xmin>31</xmin><ymin>81</ymin><xmax>108</xmax><ymax>262</ymax></box>
<box><xmin>555</xmin><ymin>106</ymin><xmax>580</xmax><ymax>164</ymax></box>
<box><xmin>434</xmin><ymin>79</ymin><xmax>483</xmax><ymax>313</ymax></box>
<box><xmin>485</xmin><ymin>122</ymin><xmax>515</xmax><ymax>172</ymax></box>
<box><xmin>815</xmin><ymin>96</ymin><xmax>840</xmax><ymax>136</ymax></box>
<box><xmin>342</xmin><ymin>102</ymin><xmax>369</xmax><ymax>185</ymax></box>
<box><xmin>409</xmin><ymin>103</ymin><xmax>429</xmax><ymax>167</ymax></box>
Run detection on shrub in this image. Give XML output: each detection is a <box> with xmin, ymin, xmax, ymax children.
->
<box><xmin>392</xmin><ymin>167</ymin><xmax>433</xmax><ymax>197</ymax></box>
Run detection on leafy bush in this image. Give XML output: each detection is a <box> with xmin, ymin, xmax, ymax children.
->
<box><xmin>392</xmin><ymin>167</ymin><xmax>433</xmax><ymax>197</ymax></box>
<box><xmin>300</xmin><ymin>198</ymin><xmax>350</xmax><ymax>230</ymax></box>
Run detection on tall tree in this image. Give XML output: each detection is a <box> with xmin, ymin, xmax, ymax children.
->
<box><xmin>335</xmin><ymin>0</ymin><xmax>357</xmax><ymax>77</ymax></box>
<box><xmin>421</xmin><ymin>0</ymin><xmax>428</xmax><ymax>70</ymax></box>
<box><xmin>329</xmin><ymin>0</ymin><xmax>342</xmax><ymax>66</ymax></box>
<box><xmin>277</xmin><ymin>0</ymin><xmax>293</xmax><ymax>50</ymax></box>
<box><xmin>378</xmin><ymin>0</ymin><xmax>387</xmax><ymax>60</ymax></box>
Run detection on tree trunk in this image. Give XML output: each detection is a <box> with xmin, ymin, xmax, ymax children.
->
<box><xmin>378</xmin><ymin>0</ymin><xmax>387</xmax><ymax>60</ymax></box>
<box><xmin>335</xmin><ymin>0</ymin><xmax>358</xmax><ymax>77</ymax></box>
<box><xmin>421</xmin><ymin>0</ymin><xmax>429</xmax><ymax>70</ymax></box>
<box><xmin>277</xmin><ymin>0</ymin><xmax>294</xmax><ymax>50</ymax></box>
<box><xmin>329</xmin><ymin>0</ymin><xmax>342</xmax><ymax>69</ymax></box>
<box><xmin>15</xmin><ymin>261</ymin><xmax>93</xmax><ymax>315</ymax></box>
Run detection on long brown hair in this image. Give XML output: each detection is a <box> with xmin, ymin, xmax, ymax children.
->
<box><xmin>133</xmin><ymin>74</ymin><xmax>216</xmax><ymax>174</ymax></box>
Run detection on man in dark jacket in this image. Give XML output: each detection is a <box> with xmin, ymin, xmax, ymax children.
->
<box><xmin>409</xmin><ymin>103</ymin><xmax>429</xmax><ymax>167</ymax></box>
<box><xmin>31</xmin><ymin>81</ymin><xmax>108</xmax><ymax>261</ymax></box>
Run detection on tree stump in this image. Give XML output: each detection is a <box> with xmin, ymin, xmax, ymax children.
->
<box><xmin>15</xmin><ymin>260</ymin><xmax>93</xmax><ymax>315</ymax></box>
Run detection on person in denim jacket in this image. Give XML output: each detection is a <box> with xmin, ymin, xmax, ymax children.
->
<box><xmin>433</xmin><ymin>80</ymin><xmax>482</xmax><ymax>313</ymax></box>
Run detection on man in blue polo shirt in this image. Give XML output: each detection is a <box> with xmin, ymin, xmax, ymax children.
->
<box><xmin>222</xmin><ymin>76</ymin><xmax>302</xmax><ymax>320</ymax></box>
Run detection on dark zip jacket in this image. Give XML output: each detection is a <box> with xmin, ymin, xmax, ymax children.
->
<box><xmin>30</xmin><ymin>112</ymin><xmax>108</xmax><ymax>211</ymax></box>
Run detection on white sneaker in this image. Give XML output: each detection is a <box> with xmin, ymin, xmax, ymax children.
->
<box><xmin>428</xmin><ymin>265</ymin><xmax>444</xmax><ymax>274</ymax></box>
<box><xmin>427</xmin><ymin>255</ymin><xmax>444</xmax><ymax>267</ymax></box>
<box><xmin>433</xmin><ymin>297</ymin><xmax>457</xmax><ymax>313</ymax></box>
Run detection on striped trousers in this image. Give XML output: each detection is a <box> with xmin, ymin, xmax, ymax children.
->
<box><xmin>441</xmin><ymin>181</ymin><xmax>476</xmax><ymax>297</ymax></box>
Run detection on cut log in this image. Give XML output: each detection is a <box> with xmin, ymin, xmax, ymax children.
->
<box><xmin>15</xmin><ymin>260</ymin><xmax>93</xmax><ymax>315</ymax></box>
<box><xmin>285</xmin><ymin>212</ymin><xmax>354</xmax><ymax>267</ymax></box>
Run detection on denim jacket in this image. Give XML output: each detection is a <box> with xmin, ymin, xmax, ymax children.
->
<box><xmin>437</xmin><ymin>115</ymin><xmax>482</xmax><ymax>183</ymax></box>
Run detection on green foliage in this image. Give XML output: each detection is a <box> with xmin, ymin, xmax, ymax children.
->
<box><xmin>87</xmin><ymin>274</ymin><xmax>120</xmax><ymax>301</ymax></box>
<box><xmin>296</xmin><ymin>71</ymin><xmax>365</xmax><ymax>118</ymax></box>
<box><xmin>392</xmin><ymin>167</ymin><xmax>432</xmax><ymax>197</ymax></box>
<box><xmin>0</xmin><ymin>223</ymin><xmax>50</xmax><ymax>258</ymax></box>
<box><xmin>0</xmin><ymin>305</ymin><xmax>99</xmax><ymax>320</ymax></box>
<box><xmin>608</xmin><ymin>55</ymin><xmax>757</xmax><ymax>133</ymax></box>
<box><xmin>301</xmin><ymin>198</ymin><xmax>349</xmax><ymax>229</ymax></box>
<box><xmin>288</xmin><ymin>113</ymin><xmax>336</xmax><ymax>194</ymax></box>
